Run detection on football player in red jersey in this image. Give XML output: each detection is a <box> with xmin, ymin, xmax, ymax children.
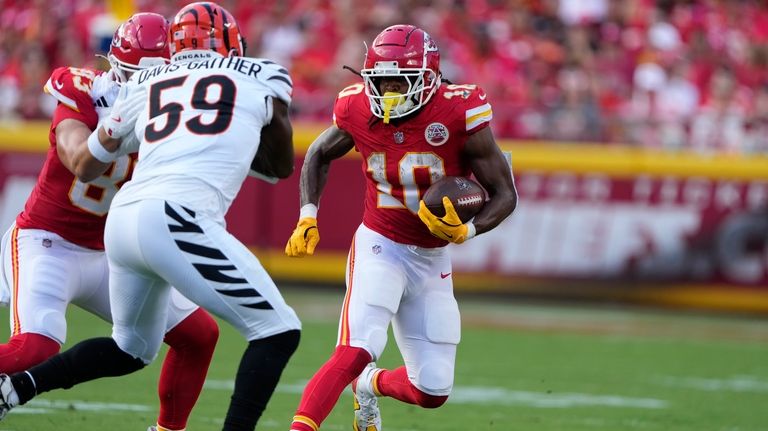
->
<box><xmin>284</xmin><ymin>24</ymin><xmax>517</xmax><ymax>431</ymax></box>
<box><xmin>0</xmin><ymin>13</ymin><xmax>219</xmax><ymax>431</ymax></box>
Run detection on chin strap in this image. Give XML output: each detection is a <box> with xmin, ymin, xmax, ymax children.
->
<box><xmin>342</xmin><ymin>65</ymin><xmax>362</xmax><ymax>77</ymax></box>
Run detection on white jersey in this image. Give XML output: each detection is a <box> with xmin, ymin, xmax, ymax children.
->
<box><xmin>111</xmin><ymin>51</ymin><xmax>292</xmax><ymax>220</ymax></box>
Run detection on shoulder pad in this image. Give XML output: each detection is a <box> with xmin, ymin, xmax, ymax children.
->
<box><xmin>250</xmin><ymin>58</ymin><xmax>293</xmax><ymax>105</ymax></box>
<box><xmin>332</xmin><ymin>83</ymin><xmax>366</xmax><ymax>128</ymax></box>
<box><xmin>441</xmin><ymin>84</ymin><xmax>492</xmax><ymax>132</ymax></box>
<box><xmin>44</xmin><ymin>67</ymin><xmax>100</xmax><ymax>113</ymax></box>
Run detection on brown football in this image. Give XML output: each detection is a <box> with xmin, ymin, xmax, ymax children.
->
<box><xmin>422</xmin><ymin>176</ymin><xmax>486</xmax><ymax>223</ymax></box>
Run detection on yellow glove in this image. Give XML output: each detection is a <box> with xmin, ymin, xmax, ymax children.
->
<box><xmin>285</xmin><ymin>217</ymin><xmax>320</xmax><ymax>257</ymax></box>
<box><xmin>417</xmin><ymin>197</ymin><xmax>476</xmax><ymax>244</ymax></box>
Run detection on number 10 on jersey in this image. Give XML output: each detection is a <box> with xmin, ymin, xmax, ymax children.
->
<box><xmin>367</xmin><ymin>152</ymin><xmax>445</xmax><ymax>213</ymax></box>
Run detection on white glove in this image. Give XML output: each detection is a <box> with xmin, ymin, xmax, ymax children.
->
<box><xmin>115</xmin><ymin>131</ymin><xmax>141</xmax><ymax>157</ymax></box>
<box><xmin>101</xmin><ymin>83</ymin><xmax>142</xmax><ymax>139</ymax></box>
<box><xmin>91</xmin><ymin>70</ymin><xmax>120</xmax><ymax>108</ymax></box>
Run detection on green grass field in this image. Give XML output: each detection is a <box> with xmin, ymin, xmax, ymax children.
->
<box><xmin>1</xmin><ymin>287</ymin><xmax>767</xmax><ymax>431</ymax></box>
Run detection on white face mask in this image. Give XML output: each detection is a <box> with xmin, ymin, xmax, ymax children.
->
<box><xmin>361</xmin><ymin>65</ymin><xmax>440</xmax><ymax>123</ymax></box>
<box><xmin>103</xmin><ymin>54</ymin><xmax>169</xmax><ymax>84</ymax></box>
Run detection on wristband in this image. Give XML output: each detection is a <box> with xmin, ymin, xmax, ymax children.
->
<box><xmin>87</xmin><ymin>129</ymin><xmax>118</xmax><ymax>163</ymax></box>
<box><xmin>299</xmin><ymin>203</ymin><xmax>318</xmax><ymax>219</ymax></box>
<box><xmin>465</xmin><ymin>221</ymin><xmax>477</xmax><ymax>241</ymax></box>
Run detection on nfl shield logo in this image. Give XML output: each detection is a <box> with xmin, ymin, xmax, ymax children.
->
<box><xmin>393</xmin><ymin>131</ymin><xmax>404</xmax><ymax>144</ymax></box>
<box><xmin>372</xmin><ymin>245</ymin><xmax>382</xmax><ymax>255</ymax></box>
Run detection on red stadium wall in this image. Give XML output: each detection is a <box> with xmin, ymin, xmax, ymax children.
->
<box><xmin>2</xmin><ymin>122</ymin><xmax>768</xmax><ymax>313</ymax></box>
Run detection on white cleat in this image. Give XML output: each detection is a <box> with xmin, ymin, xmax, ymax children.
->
<box><xmin>353</xmin><ymin>363</ymin><xmax>382</xmax><ymax>431</ymax></box>
<box><xmin>0</xmin><ymin>374</ymin><xmax>19</xmax><ymax>421</ymax></box>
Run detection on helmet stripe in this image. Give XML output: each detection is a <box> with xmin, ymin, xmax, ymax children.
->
<box><xmin>182</xmin><ymin>7</ymin><xmax>199</xmax><ymax>25</ymax></box>
<box><xmin>221</xmin><ymin>8</ymin><xmax>232</xmax><ymax>53</ymax></box>
<box><xmin>198</xmin><ymin>3</ymin><xmax>218</xmax><ymax>51</ymax></box>
<box><xmin>199</xmin><ymin>2</ymin><xmax>216</xmax><ymax>25</ymax></box>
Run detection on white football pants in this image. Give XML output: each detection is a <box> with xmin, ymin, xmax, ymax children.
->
<box><xmin>0</xmin><ymin>224</ymin><xmax>199</xmax><ymax>345</ymax></box>
<box><xmin>340</xmin><ymin>223</ymin><xmax>460</xmax><ymax>396</ymax></box>
<box><xmin>104</xmin><ymin>199</ymin><xmax>301</xmax><ymax>363</ymax></box>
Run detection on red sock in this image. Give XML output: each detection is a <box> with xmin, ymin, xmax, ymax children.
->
<box><xmin>0</xmin><ymin>333</ymin><xmax>60</xmax><ymax>373</ymax></box>
<box><xmin>290</xmin><ymin>345</ymin><xmax>371</xmax><ymax>431</ymax></box>
<box><xmin>157</xmin><ymin>308</ymin><xmax>219</xmax><ymax>430</ymax></box>
<box><xmin>377</xmin><ymin>366</ymin><xmax>448</xmax><ymax>408</ymax></box>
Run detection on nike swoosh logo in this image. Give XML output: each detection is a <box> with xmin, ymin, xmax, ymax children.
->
<box><xmin>303</xmin><ymin>226</ymin><xmax>317</xmax><ymax>240</ymax></box>
<box><xmin>440</xmin><ymin>272</ymin><xmax>451</xmax><ymax>279</ymax></box>
<box><xmin>111</xmin><ymin>116</ymin><xmax>122</xmax><ymax>123</ymax></box>
<box><xmin>54</xmin><ymin>80</ymin><xmax>64</xmax><ymax>90</ymax></box>
<box><xmin>479</xmin><ymin>93</ymin><xmax>487</xmax><ymax>100</ymax></box>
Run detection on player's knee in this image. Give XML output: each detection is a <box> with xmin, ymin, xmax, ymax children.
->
<box><xmin>414</xmin><ymin>360</ymin><xmax>454</xmax><ymax>399</ymax></box>
<box><xmin>333</xmin><ymin>345</ymin><xmax>372</xmax><ymax>373</ymax></box>
<box><xmin>165</xmin><ymin>308</ymin><xmax>220</xmax><ymax>353</ymax></box>
<box><xmin>361</xmin><ymin>325</ymin><xmax>388</xmax><ymax>360</ymax></box>
<box><xmin>256</xmin><ymin>329</ymin><xmax>301</xmax><ymax>357</ymax></box>
<box><xmin>114</xmin><ymin>332</ymin><xmax>160</xmax><ymax>364</ymax></box>
<box><xmin>191</xmin><ymin>309</ymin><xmax>220</xmax><ymax>350</ymax></box>
<box><xmin>413</xmin><ymin>389</ymin><xmax>449</xmax><ymax>409</ymax></box>
<box><xmin>0</xmin><ymin>333</ymin><xmax>60</xmax><ymax>372</ymax></box>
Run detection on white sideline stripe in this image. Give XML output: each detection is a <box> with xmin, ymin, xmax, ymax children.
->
<box><xmin>448</xmin><ymin>386</ymin><xmax>666</xmax><ymax>409</ymax></box>
<box><xmin>11</xmin><ymin>380</ymin><xmax>668</xmax><ymax>417</ymax></box>
<box><xmin>205</xmin><ymin>380</ymin><xmax>667</xmax><ymax>409</ymax></box>
<box><xmin>12</xmin><ymin>398</ymin><xmax>152</xmax><ymax>414</ymax></box>
<box><xmin>658</xmin><ymin>375</ymin><xmax>768</xmax><ymax>393</ymax></box>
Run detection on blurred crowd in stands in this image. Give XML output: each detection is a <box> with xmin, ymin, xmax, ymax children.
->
<box><xmin>1</xmin><ymin>0</ymin><xmax>767</xmax><ymax>152</ymax></box>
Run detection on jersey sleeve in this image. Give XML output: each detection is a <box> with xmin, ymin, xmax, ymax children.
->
<box><xmin>460</xmin><ymin>85</ymin><xmax>493</xmax><ymax>134</ymax></box>
<box><xmin>331</xmin><ymin>83</ymin><xmax>361</xmax><ymax>133</ymax></box>
<box><xmin>253</xmin><ymin>59</ymin><xmax>293</xmax><ymax>105</ymax></box>
<box><xmin>44</xmin><ymin>67</ymin><xmax>100</xmax><ymax>128</ymax></box>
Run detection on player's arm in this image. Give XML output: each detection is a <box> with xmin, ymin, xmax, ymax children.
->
<box><xmin>251</xmin><ymin>98</ymin><xmax>294</xmax><ymax>180</ymax></box>
<box><xmin>300</xmin><ymin>126</ymin><xmax>355</xmax><ymax>207</ymax></box>
<box><xmin>82</xmin><ymin>80</ymin><xmax>144</xmax><ymax>174</ymax></box>
<box><xmin>56</xmin><ymin>118</ymin><xmax>120</xmax><ymax>183</ymax></box>
<box><xmin>285</xmin><ymin>125</ymin><xmax>355</xmax><ymax>257</ymax></box>
<box><xmin>463</xmin><ymin>127</ymin><xmax>517</xmax><ymax>234</ymax></box>
<box><xmin>417</xmin><ymin>127</ymin><xmax>516</xmax><ymax>244</ymax></box>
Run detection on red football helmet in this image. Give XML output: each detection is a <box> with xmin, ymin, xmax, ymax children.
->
<box><xmin>169</xmin><ymin>2</ymin><xmax>245</xmax><ymax>57</ymax></box>
<box><xmin>361</xmin><ymin>24</ymin><xmax>441</xmax><ymax>120</ymax></box>
<box><xmin>107</xmin><ymin>13</ymin><xmax>171</xmax><ymax>83</ymax></box>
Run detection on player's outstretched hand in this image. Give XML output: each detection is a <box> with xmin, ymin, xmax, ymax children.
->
<box><xmin>418</xmin><ymin>197</ymin><xmax>472</xmax><ymax>244</ymax></box>
<box><xmin>285</xmin><ymin>217</ymin><xmax>320</xmax><ymax>257</ymax></box>
<box><xmin>101</xmin><ymin>84</ymin><xmax>141</xmax><ymax>139</ymax></box>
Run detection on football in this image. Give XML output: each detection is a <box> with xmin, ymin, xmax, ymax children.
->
<box><xmin>423</xmin><ymin>176</ymin><xmax>486</xmax><ymax>223</ymax></box>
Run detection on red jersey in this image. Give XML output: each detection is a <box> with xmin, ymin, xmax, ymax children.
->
<box><xmin>333</xmin><ymin>82</ymin><xmax>493</xmax><ymax>248</ymax></box>
<box><xmin>15</xmin><ymin>67</ymin><xmax>134</xmax><ymax>250</ymax></box>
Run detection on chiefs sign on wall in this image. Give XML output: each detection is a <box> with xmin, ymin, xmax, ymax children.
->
<box><xmin>453</xmin><ymin>172</ymin><xmax>768</xmax><ymax>286</ymax></box>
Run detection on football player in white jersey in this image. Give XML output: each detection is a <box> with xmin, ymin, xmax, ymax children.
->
<box><xmin>0</xmin><ymin>3</ymin><xmax>301</xmax><ymax>431</ymax></box>
<box><xmin>0</xmin><ymin>13</ymin><xmax>219</xmax><ymax>431</ymax></box>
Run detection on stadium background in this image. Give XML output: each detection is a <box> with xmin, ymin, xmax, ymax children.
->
<box><xmin>2</xmin><ymin>0</ymin><xmax>767</xmax><ymax>312</ymax></box>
